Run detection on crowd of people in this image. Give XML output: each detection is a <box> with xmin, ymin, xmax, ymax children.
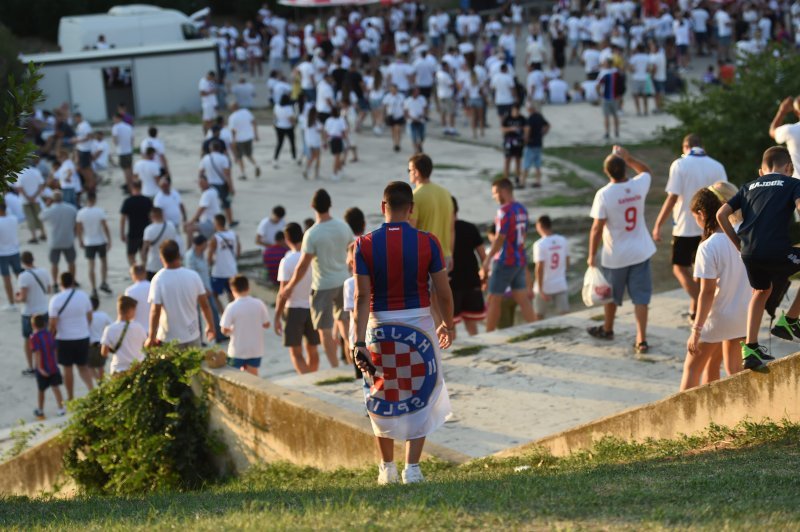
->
<box><xmin>6</xmin><ymin>0</ymin><xmax>800</xmax><ymax>485</ymax></box>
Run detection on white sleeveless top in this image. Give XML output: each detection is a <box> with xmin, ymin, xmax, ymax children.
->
<box><xmin>211</xmin><ymin>230</ymin><xmax>238</xmax><ymax>278</ymax></box>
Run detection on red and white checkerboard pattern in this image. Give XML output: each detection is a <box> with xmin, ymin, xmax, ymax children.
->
<box><xmin>369</xmin><ymin>341</ymin><xmax>427</xmax><ymax>402</ymax></box>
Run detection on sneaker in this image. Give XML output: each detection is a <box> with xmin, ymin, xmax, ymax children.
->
<box><xmin>402</xmin><ymin>463</ymin><xmax>425</xmax><ymax>484</ymax></box>
<box><xmin>238</xmin><ymin>174</ymin><xmax>248</xmax><ymax>181</ymax></box>
<box><xmin>255</xmin><ymin>166</ymin><xmax>261</xmax><ymax>178</ymax></box>
<box><xmin>377</xmin><ymin>461</ymin><xmax>399</xmax><ymax>485</ymax></box>
<box><xmin>56</xmin><ymin>407</ymin><xmax>66</xmax><ymax>417</ymax></box>
<box><xmin>2</xmin><ymin>303</ymin><xmax>17</xmax><ymax>311</ymax></box>
<box><xmin>587</xmin><ymin>325</ymin><xmax>614</xmax><ymax>340</ymax></box>
<box><xmin>91</xmin><ymin>289</ymin><xmax>99</xmax><ymax>300</ymax></box>
<box><xmin>34</xmin><ymin>409</ymin><xmax>45</xmax><ymax>421</ymax></box>
<box><xmin>100</xmin><ymin>282</ymin><xmax>112</xmax><ymax>294</ymax></box>
<box><xmin>230</xmin><ymin>220</ymin><xmax>240</xmax><ymax>228</ymax></box>
<box><xmin>741</xmin><ymin>342</ymin><xmax>768</xmax><ymax>370</ymax></box>
<box><xmin>753</xmin><ymin>343</ymin><xmax>774</xmax><ymax>361</ymax></box>
<box><xmin>771</xmin><ymin>312</ymin><xmax>800</xmax><ymax>343</ymax></box>
<box><xmin>22</xmin><ymin>368</ymin><xmax>35</xmax><ymax>377</ymax></box>
<box><xmin>393</xmin><ymin>145</ymin><xmax>400</xmax><ymax>152</ymax></box>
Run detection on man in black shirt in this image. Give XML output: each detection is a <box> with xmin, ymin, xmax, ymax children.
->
<box><xmin>523</xmin><ymin>106</ymin><xmax>550</xmax><ymax>188</ymax></box>
<box><xmin>120</xmin><ymin>180</ymin><xmax>153</xmax><ymax>266</ymax></box>
<box><xmin>449</xmin><ymin>197</ymin><xmax>486</xmax><ymax>336</ymax></box>
<box><xmin>718</xmin><ymin>146</ymin><xmax>800</xmax><ymax>369</ymax></box>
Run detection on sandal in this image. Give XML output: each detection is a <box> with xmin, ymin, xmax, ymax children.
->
<box><xmin>587</xmin><ymin>325</ymin><xmax>614</xmax><ymax>340</ymax></box>
<box><xmin>634</xmin><ymin>341</ymin><xmax>650</xmax><ymax>354</ymax></box>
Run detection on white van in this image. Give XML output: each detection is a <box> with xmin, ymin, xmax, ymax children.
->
<box><xmin>58</xmin><ymin>4</ymin><xmax>207</xmax><ymax>53</ymax></box>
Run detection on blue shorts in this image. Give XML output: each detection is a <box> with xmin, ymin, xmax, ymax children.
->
<box><xmin>523</xmin><ymin>146</ymin><xmax>542</xmax><ymax>170</ymax></box>
<box><xmin>210</xmin><ymin>276</ymin><xmax>232</xmax><ymax>296</ymax></box>
<box><xmin>603</xmin><ymin>259</ymin><xmax>652</xmax><ymax>306</ymax></box>
<box><xmin>488</xmin><ymin>262</ymin><xmax>527</xmax><ymax>295</ymax></box>
<box><xmin>409</xmin><ymin>121</ymin><xmax>426</xmax><ymax>144</ymax></box>
<box><xmin>0</xmin><ymin>253</ymin><xmax>22</xmax><ymax>276</ymax></box>
<box><xmin>227</xmin><ymin>356</ymin><xmax>261</xmax><ymax>369</ymax></box>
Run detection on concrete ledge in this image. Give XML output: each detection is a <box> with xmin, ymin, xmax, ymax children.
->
<box><xmin>497</xmin><ymin>351</ymin><xmax>800</xmax><ymax>458</ymax></box>
<box><xmin>0</xmin><ymin>433</ymin><xmax>70</xmax><ymax>497</ymax></box>
<box><xmin>204</xmin><ymin>367</ymin><xmax>470</xmax><ymax>472</ymax></box>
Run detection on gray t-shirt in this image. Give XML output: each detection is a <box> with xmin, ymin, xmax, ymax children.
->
<box><xmin>231</xmin><ymin>83</ymin><xmax>255</xmax><ymax>108</ymax></box>
<box><xmin>40</xmin><ymin>202</ymin><xmax>77</xmax><ymax>249</ymax></box>
<box><xmin>301</xmin><ymin>218</ymin><xmax>354</xmax><ymax>291</ymax></box>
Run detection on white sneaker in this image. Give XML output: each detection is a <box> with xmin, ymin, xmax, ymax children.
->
<box><xmin>331</xmin><ymin>173</ymin><xmax>341</xmax><ymax>181</ymax></box>
<box><xmin>377</xmin><ymin>461</ymin><xmax>399</xmax><ymax>485</ymax></box>
<box><xmin>56</xmin><ymin>407</ymin><xmax>67</xmax><ymax>417</ymax></box>
<box><xmin>402</xmin><ymin>463</ymin><xmax>425</xmax><ymax>484</ymax></box>
<box><xmin>2</xmin><ymin>303</ymin><xmax>17</xmax><ymax>312</ymax></box>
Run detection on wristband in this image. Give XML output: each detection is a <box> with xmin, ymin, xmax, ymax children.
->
<box><xmin>692</xmin><ymin>325</ymin><xmax>703</xmax><ymax>332</ymax></box>
<box><xmin>354</xmin><ymin>341</ymin><xmax>367</xmax><ymax>348</ymax></box>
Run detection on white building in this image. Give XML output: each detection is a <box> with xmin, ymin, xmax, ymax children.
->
<box><xmin>21</xmin><ymin>40</ymin><xmax>218</xmax><ymax>122</ymax></box>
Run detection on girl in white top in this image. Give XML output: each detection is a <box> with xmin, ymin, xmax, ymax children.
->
<box><xmin>367</xmin><ymin>68</ymin><xmax>385</xmax><ymax>135</ymax></box>
<box><xmin>243</xmin><ymin>23</ymin><xmax>263</xmax><ymax>77</ymax></box>
<box><xmin>303</xmin><ymin>107</ymin><xmax>322</xmax><ymax>179</ymax></box>
<box><xmin>273</xmin><ymin>94</ymin><xmax>297</xmax><ymax>167</ymax></box>
<box><xmin>681</xmin><ymin>183</ymin><xmax>746</xmax><ymax>391</ymax></box>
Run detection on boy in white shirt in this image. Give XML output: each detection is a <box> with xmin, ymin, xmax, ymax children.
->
<box><xmin>532</xmin><ymin>215</ymin><xmax>570</xmax><ymax>320</ymax></box>
<box><xmin>274</xmin><ymin>222</ymin><xmax>320</xmax><ymax>374</ymax></box>
<box><xmin>76</xmin><ymin>191</ymin><xmax>112</xmax><ymax>297</ymax></box>
<box><xmin>220</xmin><ymin>275</ymin><xmax>271</xmax><ymax>376</ymax></box>
<box><xmin>101</xmin><ymin>296</ymin><xmax>147</xmax><ymax>375</ymax></box>
<box><xmin>124</xmin><ymin>264</ymin><xmax>151</xmax><ymax>333</ymax></box>
<box><xmin>87</xmin><ymin>295</ymin><xmax>112</xmax><ymax>380</ymax></box>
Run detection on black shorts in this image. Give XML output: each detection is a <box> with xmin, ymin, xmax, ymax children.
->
<box><xmin>49</xmin><ymin>247</ymin><xmax>76</xmax><ymax>265</ymax></box>
<box><xmin>318</xmin><ymin>112</ymin><xmax>331</xmax><ymax>124</ymax></box>
<box><xmin>504</xmin><ymin>144</ymin><xmax>523</xmax><ymax>159</ymax></box>
<box><xmin>282</xmin><ymin>307</ymin><xmax>321</xmax><ymax>347</ymax></box>
<box><xmin>127</xmin><ymin>237</ymin><xmax>143</xmax><ymax>256</ymax></box>
<box><xmin>119</xmin><ymin>154</ymin><xmax>133</xmax><ymax>169</ymax></box>
<box><xmin>57</xmin><ymin>338</ymin><xmax>90</xmax><ymax>366</ymax></box>
<box><xmin>386</xmin><ymin>116</ymin><xmax>406</xmax><ymax>127</ymax></box>
<box><xmin>418</xmin><ymin>86</ymin><xmax>432</xmax><ymax>99</ymax></box>
<box><xmin>85</xmin><ymin>244</ymin><xmax>107</xmax><ymax>259</ymax></box>
<box><xmin>452</xmin><ymin>287</ymin><xmax>486</xmax><ymax>322</ymax></box>
<box><xmin>77</xmin><ymin>150</ymin><xmax>93</xmax><ymax>169</ymax></box>
<box><xmin>742</xmin><ymin>252</ymin><xmax>800</xmax><ymax>291</ymax></box>
<box><xmin>36</xmin><ymin>371</ymin><xmax>63</xmax><ymax>392</ymax></box>
<box><xmin>329</xmin><ymin>137</ymin><xmax>344</xmax><ymax>155</ymax></box>
<box><xmin>671</xmin><ymin>236</ymin><xmax>702</xmax><ymax>267</ymax></box>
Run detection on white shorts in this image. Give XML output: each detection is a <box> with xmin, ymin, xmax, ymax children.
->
<box><xmin>534</xmin><ymin>291</ymin><xmax>569</xmax><ymax>316</ymax></box>
<box><xmin>202</xmin><ymin>103</ymin><xmax>217</xmax><ymax>121</ymax></box>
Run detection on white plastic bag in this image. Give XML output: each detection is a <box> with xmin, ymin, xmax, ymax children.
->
<box><xmin>582</xmin><ymin>267</ymin><xmax>613</xmax><ymax>307</ymax></box>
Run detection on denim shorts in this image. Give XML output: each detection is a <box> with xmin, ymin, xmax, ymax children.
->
<box><xmin>228</xmin><ymin>356</ymin><xmax>262</xmax><ymax>369</ymax></box>
<box><xmin>603</xmin><ymin>259</ymin><xmax>652</xmax><ymax>306</ymax></box>
<box><xmin>488</xmin><ymin>262</ymin><xmax>527</xmax><ymax>295</ymax></box>
<box><xmin>409</xmin><ymin>121</ymin><xmax>426</xmax><ymax>144</ymax></box>
<box><xmin>523</xmin><ymin>146</ymin><xmax>542</xmax><ymax>170</ymax></box>
<box><xmin>0</xmin><ymin>253</ymin><xmax>21</xmax><ymax>276</ymax></box>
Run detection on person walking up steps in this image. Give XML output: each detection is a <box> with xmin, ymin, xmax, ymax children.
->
<box><xmin>229</xmin><ymin>102</ymin><xmax>262</xmax><ymax>180</ymax></box>
<box><xmin>16</xmin><ymin>251</ymin><xmax>52</xmax><ymax>376</ymax></box>
<box><xmin>76</xmin><ymin>191</ymin><xmax>112</xmax><ymax>298</ymax></box>
<box><xmin>208</xmin><ymin>214</ymin><xmax>241</xmax><ymax>312</ymax></box>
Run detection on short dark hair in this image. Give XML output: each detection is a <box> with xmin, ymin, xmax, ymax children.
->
<box><xmin>409</xmin><ymin>153</ymin><xmax>433</xmax><ymax>179</ymax></box>
<box><xmin>274</xmin><ymin>230</ymin><xmax>285</xmax><ymax>242</ymax></box>
<box><xmin>159</xmin><ymin>240</ymin><xmax>181</xmax><ymax>263</ymax></box>
<box><xmin>60</xmin><ymin>271</ymin><xmax>74</xmax><ymax>287</ymax></box>
<box><xmin>130</xmin><ymin>180</ymin><xmax>142</xmax><ymax>191</ymax></box>
<box><xmin>32</xmin><ymin>313</ymin><xmax>48</xmax><ymax>329</ymax></box>
<box><xmin>763</xmin><ymin>146</ymin><xmax>792</xmax><ymax>170</ymax></box>
<box><xmin>284</xmin><ymin>222</ymin><xmax>303</xmax><ymax>244</ymax></box>
<box><xmin>537</xmin><ymin>215</ymin><xmax>552</xmax><ymax>229</ymax></box>
<box><xmin>148</xmin><ymin>126</ymin><xmax>158</xmax><ymax>137</ymax></box>
<box><xmin>193</xmin><ymin>235</ymin><xmax>207</xmax><ymax>246</ymax></box>
<box><xmin>492</xmin><ymin>178</ymin><xmax>513</xmax><ymax>192</ymax></box>
<box><xmin>304</xmin><ymin>218</ymin><xmax>314</xmax><ymax>230</ymax></box>
<box><xmin>150</xmin><ymin>206</ymin><xmax>163</xmax><ymax>218</ymax></box>
<box><xmin>311</xmin><ymin>189</ymin><xmax>332</xmax><ymax>214</ymax></box>
<box><xmin>451</xmin><ymin>196</ymin><xmax>459</xmax><ymax>214</ymax></box>
<box><xmin>383</xmin><ymin>181</ymin><xmax>414</xmax><ymax>210</ymax></box>
<box><xmin>87</xmin><ymin>191</ymin><xmax>97</xmax><ymax>202</ymax></box>
<box><xmin>21</xmin><ymin>251</ymin><xmax>33</xmax><ymax>265</ymax></box>
<box><xmin>604</xmin><ymin>155</ymin><xmax>626</xmax><ymax>180</ymax></box>
<box><xmin>273</xmin><ymin>205</ymin><xmax>286</xmax><ymax>218</ymax></box>
<box><xmin>344</xmin><ymin>207</ymin><xmax>366</xmax><ymax>236</ymax></box>
<box><xmin>214</xmin><ymin>213</ymin><xmax>227</xmax><ymax>227</ymax></box>
<box><xmin>118</xmin><ymin>295</ymin><xmax>138</xmax><ymax>314</ymax></box>
<box><xmin>146</xmin><ymin>147</ymin><xmax>157</xmax><ymax>157</ymax></box>
<box><xmin>230</xmin><ymin>274</ymin><xmax>249</xmax><ymax>293</ymax></box>
<box><xmin>684</xmin><ymin>133</ymin><xmax>702</xmax><ymax>148</ymax></box>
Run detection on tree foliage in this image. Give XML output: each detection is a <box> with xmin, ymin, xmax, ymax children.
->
<box><xmin>62</xmin><ymin>343</ymin><xmax>224</xmax><ymax>495</ymax></box>
<box><xmin>0</xmin><ymin>59</ymin><xmax>42</xmax><ymax>193</ymax></box>
<box><xmin>661</xmin><ymin>46</ymin><xmax>800</xmax><ymax>184</ymax></box>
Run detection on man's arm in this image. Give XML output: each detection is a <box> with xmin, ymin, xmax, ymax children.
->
<box><xmin>430</xmin><ymin>269</ymin><xmax>454</xmax><ymax>349</ymax></box>
<box><xmin>652</xmin><ymin>193</ymin><xmax>679</xmax><ymax>242</ymax></box>
<box><xmin>198</xmin><ymin>293</ymin><xmax>215</xmax><ymax>341</ymax></box>
<box><xmin>615</xmin><ymin>146</ymin><xmax>652</xmax><ymax>175</ymax></box>
<box><xmin>15</xmin><ymin>286</ymin><xmax>28</xmax><ymax>303</ymax></box>
<box><xmin>274</xmin><ymin>282</ymin><xmax>288</xmax><ymax>335</ymax></box>
<box><xmin>252</xmin><ymin>119</ymin><xmax>259</xmax><ymax>142</ymax></box>
<box><xmin>587</xmin><ymin>218</ymin><xmax>605</xmax><ymax>267</ymax></box>
<box><xmin>48</xmin><ymin>316</ymin><xmax>58</xmax><ymax>336</ymax></box>
<box><xmin>102</xmin><ymin>220</ymin><xmax>112</xmax><ymax>251</ymax></box>
<box><xmin>353</xmin><ymin>274</ymin><xmax>371</xmax><ymax>345</ymax></box>
<box><xmin>76</xmin><ymin>222</ymin><xmax>85</xmax><ymax>248</ymax></box>
<box><xmin>207</xmin><ymin>237</ymin><xmax>217</xmax><ymax>266</ymax></box>
<box><xmin>283</xmin><ymin>253</ymin><xmax>314</xmax><ymax>298</ymax></box>
<box><xmin>180</xmin><ymin>202</ymin><xmax>187</xmax><ymax>223</ymax></box>
<box><xmin>535</xmin><ymin>260</ymin><xmax>547</xmax><ymax>299</ymax></box>
<box><xmin>482</xmin><ymin>233</ymin><xmax>506</xmax><ymax>274</ymax></box>
<box><xmin>770</xmin><ymin>97</ymin><xmax>794</xmax><ymax>139</ymax></box>
<box><xmin>119</xmin><ymin>214</ymin><xmax>127</xmax><ymax>242</ymax></box>
<box><xmin>146</xmin><ymin>303</ymin><xmax>162</xmax><ymax>346</ymax></box>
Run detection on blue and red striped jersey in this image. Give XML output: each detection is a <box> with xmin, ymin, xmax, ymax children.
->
<box><xmin>355</xmin><ymin>222</ymin><xmax>445</xmax><ymax>312</ymax></box>
<box><xmin>599</xmin><ymin>70</ymin><xmax>620</xmax><ymax>101</ymax></box>
<box><xmin>30</xmin><ymin>330</ymin><xmax>58</xmax><ymax>375</ymax></box>
<box><xmin>494</xmin><ymin>201</ymin><xmax>529</xmax><ymax>267</ymax></box>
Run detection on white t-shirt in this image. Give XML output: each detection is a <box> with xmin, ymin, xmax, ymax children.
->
<box><xmin>4</xmin><ymin>193</ymin><xmax>23</xmax><ymax>223</ymax></box>
<box><xmin>582</xmin><ymin>48</ymin><xmax>601</xmax><ymax>73</ymax></box>
<box><xmin>305</xmin><ymin>123</ymin><xmax>322</xmax><ymax>148</ymax></box>
<box><xmin>18</xmin><ymin>267</ymin><xmax>51</xmax><ymax>316</ymax></box>
<box><xmin>133</xmin><ymin>159</ymin><xmax>161</xmax><ymax>198</ymax></box>
<box><xmin>89</xmin><ymin>310</ymin><xmax>112</xmax><ymax>343</ymax></box>
<box><xmin>143</xmin><ymin>221</ymin><xmax>179</xmax><ymax>272</ymax></box>
<box><xmin>76</xmin><ymin>205</ymin><xmax>108</xmax><ymax>246</ymax></box>
<box><xmin>404</xmin><ymin>95</ymin><xmax>427</xmax><ymax>121</ymax></box>
<box><xmin>199</xmin><ymin>188</ymin><xmax>221</xmax><ymax>224</ymax></box>
<box><xmin>382</xmin><ymin>93</ymin><xmax>405</xmax><ymax>119</ymax></box>
<box><xmin>92</xmin><ymin>139</ymin><xmax>110</xmax><ymax>169</ymax></box>
<box><xmin>694</xmin><ymin>232</ymin><xmax>750</xmax><ymax>343</ymax></box>
<box><xmin>533</xmin><ymin>234</ymin><xmax>569</xmax><ymax>295</ymax></box>
<box><xmin>55</xmin><ymin>160</ymin><xmax>79</xmax><ymax>191</ymax></box>
<box><xmin>666</xmin><ymin>149</ymin><xmax>728</xmax><ymax>236</ymax></box>
<box><xmin>316</xmin><ymin>80</ymin><xmax>335</xmax><ymax>113</ymax></box>
<box><xmin>527</xmin><ymin>69</ymin><xmax>546</xmax><ymax>101</ymax></box>
<box><xmin>435</xmin><ymin>70</ymin><xmax>455</xmax><ymax>99</ymax></box>
<box><xmin>581</xmin><ymin>80</ymin><xmax>599</xmax><ymax>101</ymax></box>
<box><xmin>140</xmin><ymin>137</ymin><xmax>166</xmax><ymax>167</ymax></box>
<box><xmin>274</xmin><ymin>104</ymin><xmax>295</xmax><ymax>129</ymax></box>
<box><xmin>297</xmin><ymin>61</ymin><xmax>316</xmax><ymax>89</ymax></box>
<box><xmin>590</xmin><ymin>173</ymin><xmax>657</xmax><ymax>269</ymax></box>
<box><xmin>153</xmin><ymin>189</ymin><xmax>183</xmax><ymax>228</ymax></box>
<box><xmin>715</xmin><ymin>10</ymin><xmax>732</xmax><ymax>37</ymax></box>
<box><xmin>228</xmin><ymin>108</ymin><xmax>256</xmax><ymax>142</ymax></box>
<box><xmin>211</xmin><ymin>230</ymin><xmax>238</xmax><ymax>278</ymax></box>
<box><xmin>15</xmin><ymin>166</ymin><xmax>44</xmax><ymax>205</ymax></box>
<box><xmin>148</xmin><ymin>267</ymin><xmax>207</xmax><ymax>343</ymax></box>
<box><xmin>111</xmin><ymin>121</ymin><xmax>134</xmax><ymax>155</ymax></box>
<box><xmin>277</xmin><ymin>250</ymin><xmax>312</xmax><ymax>308</ymax></box>
<box><xmin>257</xmin><ymin>217</ymin><xmax>286</xmax><ymax>246</ymax></box>
<box><xmin>691</xmin><ymin>8</ymin><xmax>709</xmax><ymax>32</ymax></box>
<box><xmin>547</xmin><ymin>79</ymin><xmax>569</xmax><ymax>104</ymax></box>
<box><xmin>220</xmin><ymin>296</ymin><xmax>271</xmax><ymax>359</ymax></box>
<box><xmin>648</xmin><ymin>50</ymin><xmax>667</xmax><ymax>82</ymax></box>
<box><xmin>629</xmin><ymin>53</ymin><xmax>651</xmax><ymax>81</ymax></box>
<box><xmin>124</xmin><ymin>280</ymin><xmax>151</xmax><ymax>333</ymax></box>
<box><xmin>491</xmin><ymin>72</ymin><xmax>516</xmax><ymax>105</ymax></box>
<box><xmin>102</xmin><ymin>320</ymin><xmax>147</xmax><ymax>374</ymax></box>
<box><xmin>774</xmin><ymin>123</ymin><xmax>800</xmax><ymax>178</ymax></box>
<box><xmin>75</xmin><ymin>120</ymin><xmax>93</xmax><ymax>152</ymax></box>
<box><xmin>386</xmin><ymin>62</ymin><xmax>414</xmax><ymax>91</ymax></box>
<box><xmin>324</xmin><ymin>116</ymin><xmax>347</xmax><ymax>137</ymax></box>
<box><xmin>0</xmin><ymin>215</ymin><xmax>19</xmax><ymax>256</ymax></box>
<box><xmin>413</xmin><ymin>56</ymin><xmax>438</xmax><ymax>87</ymax></box>
<box><xmin>199</xmin><ymin>153</ymin><xmax>229</xmax><ymax>186</ymax></box>
<box><xmin>199</xmin><ymin>77</ymin><xmax>217</xmax><ymax>107</ymax></box>
<box><xmin>48</xmin><ymin>288</ymin><xmax>92</xmax><ymax>340</ymax></box>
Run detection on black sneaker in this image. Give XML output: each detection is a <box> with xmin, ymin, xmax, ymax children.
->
<box><xmin>99</xmin><ymin>282</ymin><xmax>112</xmax><ymax>294</ymax></box>
<box><xmin>22</xmin><ymin>368</ymin><xmax>35</xmax><ymax>377</ymax></box>
<box><xmin>587</xmin><ymin>325</ymin><xmax>614</xmax><ymax>340</ymax></box>
<box><xmin>741</xmin><ymin>342</ymin><xmax>769</xmax><ymax>370</ymax></box>
<box><xmin>230</xmin><ymin>220</ymin><xmax>240</xmax><ymax>228</ymax></box>
<box><xmin>770</xmin><ymin>311</ymin><xmax>800</xmax><ymax>343</ymax></box>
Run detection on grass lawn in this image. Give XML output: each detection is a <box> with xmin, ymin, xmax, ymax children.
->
<box><xmin>2</xmin><ymin>421</ymin><xmax>799</xmax><ymax>530</ymax></box>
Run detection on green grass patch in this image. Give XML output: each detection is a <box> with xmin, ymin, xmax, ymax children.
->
<box><xmin>433</xmin><ymin>163</ymin><xmax>470</xmax><ymax>171</ymax></box>
<box><xmin>507</xmin><ymin>326</ymin><xmax>573</xmax><ymax>343</ymax></box>
<box><xmin>537</xmin><ymin>194</ymin><xmax>591</xmax><ymax>207</ymax></box>
<box><xmin>3</xmin><ymin>420</ymin><xmax>800</xmax><ymax>529</ymax></box>
<box><xmin>314</xmin><ymin>376</ymin><xmax>355</xmax><ymax>386</ymax></box>
<box><xmin>550</xmin><ymin>169</ymin><xmax>592</xmax><ymax>189</ymax></box>
<box><xmin>590</xmin><ymin>314</ymin><xmax>605</xmax><ymax>321</ymax></box>
<box><xmin>451</xmin><ymin>344</ymin><xmax>488</xmax><ymax>357</ymax></box>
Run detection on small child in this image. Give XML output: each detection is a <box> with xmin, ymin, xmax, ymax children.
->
<box><xmin>262</xmin><ymin>230</ymin><xmax>288</xmax><ymax>286</ymax></box>
<box><xmin>341</xmin><ymin>242</ymin><xmax>356</xmax><ymax>364</ymax></box>
<box><xmin>532</xmin><ymin>215</ymin><xmax>570</xmax><ymax>320</ymax></box>
<box><xmin>124</xmin><ymin>265</ymin><xmax>151</xmax><ymax>333</ymax></box>
<box><xmin>30</xmin><ymin>313</ymin><xmax>65</xmax><ymax>420</ymax></box>
<box><xmin>220</xmin><ymin>275</ymin><xmax>271</xmax><ymax>375</ymax></box>
<box><xmin>101</xmin><ymin>295</ymin><xmax>147</xmax><ymax>375</ymax></box>
<box><xmin>88</xmin><ymin>295</ymin><xmax>112</xmax><ymax>380</ymax></box>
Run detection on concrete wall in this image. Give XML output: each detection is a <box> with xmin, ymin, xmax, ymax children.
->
<box><xmin>0</xmin><ymin>434</ymin><xmax>71</xmax><ymax>497</ymax></box>
<box><xmin>204</xmin><ymin>367</ymin><xmax>469</xmax><ymax>473</ymax></box>
<box><xmin>497</xmin><ymin>352</ymin><xmax>800</xmax><ymax>458</ymax></box>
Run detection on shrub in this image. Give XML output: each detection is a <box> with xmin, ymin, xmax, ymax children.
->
<box><xmin>661</xmin><ymin>45</ymin><xmax>800</xmax><ymax>184</ymax></box>
<box><xmin>62</xmin><ymin>343</ymin><xmax>224</xmax><ymax>495</ymax></box>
